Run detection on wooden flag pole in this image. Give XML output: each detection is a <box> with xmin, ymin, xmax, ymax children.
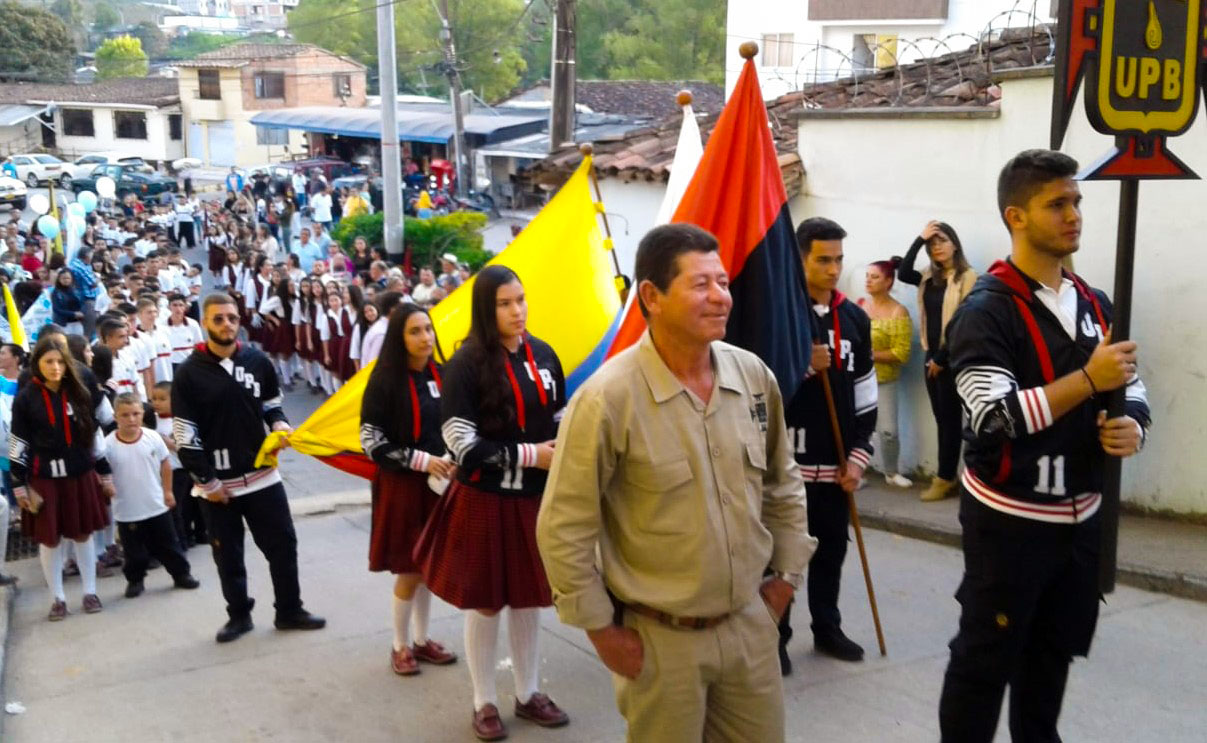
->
<box><xmin>579</xmin><ymin>142</ymin><xmax>627</xmax><ymax>298</ymax></box>
<box><xmin>819</xmin><ymin>371</ymin><xmax>887</xmax><ymax>656</ymax></box>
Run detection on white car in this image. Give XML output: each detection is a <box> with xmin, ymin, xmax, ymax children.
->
<box><xmin>2</xmin><ymin>153</ymin><xmax>67</xmax><ymax>188</ymax></box>
<box><xmin>61</xmin><ymin>152</ymin><xmax>145</xmax><ymax>186</ymax></box>
<box><xmin>0</xmin><ymin>175</ymin><xmax>27</xmax><ymax>210</ymax></box>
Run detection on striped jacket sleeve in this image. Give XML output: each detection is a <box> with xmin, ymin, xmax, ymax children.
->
<box><xmin>170</xmin><ymin>364</ymin><xmax>219</xmax><ymax>491</ymax></box>
<box><xmin>848</xmin><ymin>310</ymin><xmax>878</xmax><ymax>470</ymax></box>
<box><xmin>358</xmin><ymin>377</ymin><xmax>432</xmax><ymax>473</ymax></box>
<box><xmin>947</xmin><ymin>300</ymin><xmax>1038</xmax><ymax>443</ymax></box>
<box><xmin>439</xmin><ymin>356</ymin><xmax>536</xmax><ymax>474</ymax></box>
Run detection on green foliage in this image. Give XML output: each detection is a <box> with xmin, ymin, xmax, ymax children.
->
<box><xmin>163</xmin><ymin>32</ymin><xmax>244</xmax><ymax>61</ymax></box>
<box><xmin>0</xmin><ymin>1</ymin><xmax>76</xmax><ymax>83</ymax></box>
<box><xmin>128</xmin><ymin>21</ymin><xmax>167</xmax><ymax>57</ymax></box>
<box><xmin>96</xmin><ymin>35</ymin><xmax>149</xmax><ymax>80</ymax></box>
<box><xmin>331</xmin><ymin>211</ymin><xmax>489</xmax><ymax>271</ymax></box>
<box><xmin>92</xmin><ymin>2</ymin><xmax>121</xmax><ymax>31</ymax></box>
<box><xmin>50</xmin><ymin>0</ymin><xmax>83</xmax><ymax>27</ymax></box>
<box><xmin>597</xmin><ymin>0</ymin><xmax>725</xmax><ymax>83</ymax></box>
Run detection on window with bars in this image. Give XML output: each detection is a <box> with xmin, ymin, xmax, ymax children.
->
<box><xmin>254</xmin><ymin>72</ymin><xmax>285</xmax><ymax>99</ymax></box>
<box><xmin>333</xmin><ymin>73</ymin><xmax>353</xmax><ymax>98</ymax></box>
<box><xmin>198</xmin><ymin>69</ymin><xmax>221</xmax><ymax>100</ymax></box>
<box><xmin>61</xmin><ymin>108</ymin><xmax>94</xmax><ymax>137</ymax></box>
<box><xmin>169</xmin><ymin>114</ymin><xmax>182</xmax><ymax>141</ymax></box>
<box><xmin>761</xmin><ymin>33</ymin><xmax>796</xmax><ymax>68</ymax></box>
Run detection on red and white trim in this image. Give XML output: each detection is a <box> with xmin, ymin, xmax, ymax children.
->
<box><xmin>517</xmin><ymin>443</ymin><xmax>539</xmax><ymax>469</ymax></box>
<box><xmin>963</xmin><ymin>469</ymin><xmax>1100</xmax><ymax>524</ymax></box>
<box><xmin>847</xmin><ymin>448</ymin><xmax>871</xmax><ymax>471</ymax></box>
<box><xmin>800</xmin><ymin>464</ymin><xmax>840</xmax><ymax>483</ymax></box>
<box><xmin>1016</xmin><ymin>386</ymin><xmax>1053</xmax><ymax>434</ymax></box>
<box><xmin>196</xmin><ymin>467</ymin><xmax>282</xmax><ymax>499</ymax></box>
<box><xmin>408</xmin><ymin>449</ymin><xmax>431</xmax><ymax>473</ymax></box>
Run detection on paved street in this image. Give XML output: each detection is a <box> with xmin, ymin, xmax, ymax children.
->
<box><xmin>1</xmin><ymin>460</ymin><xmax>1204</xmax><ymax>741</ymax></box>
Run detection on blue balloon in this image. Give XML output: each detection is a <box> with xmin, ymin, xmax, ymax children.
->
<box><xmin>36</xmin><ymin>214</ymin><xmax>60</xmax><ymax>239</ymax></box>
<box><xmin>67</xmin><ymin>202</ymin><xmax>85</xmax><ymax>220</ymax></box>
<box><xmin>77</xmin><ymin>191</ymin><xmax>98</xmax><ymax>213</ymax></box>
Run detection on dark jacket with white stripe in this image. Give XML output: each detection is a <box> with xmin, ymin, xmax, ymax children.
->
<box><xmin>946</xmin><ymin>260</ymin><xmax>1151</xmax><ymax>524</ymax></box>
<box><xmin>171</xmin><ymin>343</ymin><xmax>288</xmax><ymax>496</ymax></box>
<box><xmin>360</xmin><ymin>362</ymin><xmax>445</xmax><ymax>473</ymax></box>
<box><xmin>784</xmin><ymin>291</ymin><xmax>877</xmax><ymax>481</ymax></box>
<box><xmin>441</xmin><ymin>335</ymin><xmax>565</xmax><ymax>497</ymax></box>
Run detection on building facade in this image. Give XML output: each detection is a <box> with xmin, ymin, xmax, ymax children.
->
<box><xmin>175</xmin><ymin>43</ymin><xmax>367</xmax><ymax>168</ymax></box>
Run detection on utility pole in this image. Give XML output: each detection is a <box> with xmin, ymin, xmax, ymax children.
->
<box><xmin>438</xmin><ymin>0</ymin><xmax>470</xmax><ymax>194</ymax></box>
<box><xmin>376</xmin><ymin>0</ymin><xmax>404</xmax><ymax>260</ymax></box>
<box><xmin>548</xmin><ymin>0</ymin><xmax>576</xmax><ymax>152</ymax></box>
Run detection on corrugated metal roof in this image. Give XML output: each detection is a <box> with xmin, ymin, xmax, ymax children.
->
<box><xmin>249</xmin><ymin>106</ymin><xmax>545</xmax><ymax>144</ymax></box>
<box><xmin>0</xmin><ymin>104</ymin><xmax>47</xmax><ymax>127</ymax></box>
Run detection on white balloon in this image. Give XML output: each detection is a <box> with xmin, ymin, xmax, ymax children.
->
<box><xmin>28</xmin><ymin>193</ymin><xmax>49</xmax><ymax>215</ymax></box>
<box><xmin>95</xmin><ymin>176</ymin><xmax>116</xmax><ymax>199</ymax></box>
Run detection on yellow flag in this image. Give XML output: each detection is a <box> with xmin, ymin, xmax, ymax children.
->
<box><xmin>270</xmin><ymin>156</ymin><xmax>621</xmax><ymax>470</ymax></box>
<box><xmin>3</xmin><ymin>283</ymin><xmax>27</xmax><ymax>351</ymax></box>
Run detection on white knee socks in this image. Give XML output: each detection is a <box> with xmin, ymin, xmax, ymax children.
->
<box><xmin>507</xmin><ymin>608</ymin><xmax>541</xmax><ymax>705</ymax></box>
<box><xmin>412</xmin><ymin>585</ymin><xmax>432</xmax><ymax>645</ymax></box>
<box><xmin>465</xmin><ymin>611</ymin><xmax>501</xmax><ymax>711</ymax></box>
<box><xmin>74</xmin><ymin>538</ymin><xmax>97</xmax><ymax>596</ymax></box>
<box><xmin>38</xmin><ymin>544</ymin><xmax>65</xmax><ymax>601</ymax></box>
<box><xmin>393</xmin><ymin>595</ymin><xmax>413</xmax><ymax>653</ymax></box>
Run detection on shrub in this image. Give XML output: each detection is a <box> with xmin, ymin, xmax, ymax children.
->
<box><xmin>331</xmin><ymin>211</ymin><xmax>490</xmax><ymax>271</ymax></box>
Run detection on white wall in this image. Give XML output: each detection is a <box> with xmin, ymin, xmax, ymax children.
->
<box><xmin>795</xmin><ymin>72</ymin><xmax>1207</xmax><ymax>514</ymax></box>
<box><xmin>595</xmin><ymin>179</ymin><xmax>667</xmax><ymax>280</ymax></box>
<box><xmin>0</xmin><ymin>120</ymin><xmax>41</xmax><ymax>157</ymax></box>
<box><xmin>54</xmin><ymin>107</ymin><xmax>185</xmax><ymax>164</ymax></box>
<box><xmin>725</xmin><ymin>0</ymin><xmax>1055</xmax><ymax>98</ymax></box>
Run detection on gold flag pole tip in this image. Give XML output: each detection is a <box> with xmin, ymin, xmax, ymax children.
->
<box><xmin>677</xmin><ymin>90</ymin><xmax>693</xmax><ymax>106</ymax></box>
<box><xmin>739</xmin><ymin>42</ymin><xmax>759</xmax><ymax>60</ymax></box>
<box><xmin>579</xmin><ymin>143</ymin><xmax>594</xmax><ymax>156</ymax></box>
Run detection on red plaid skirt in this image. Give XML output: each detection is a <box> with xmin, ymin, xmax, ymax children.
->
<box><xmin>262</xmin><ymin>316</ymin><xmax>294</xmax><ymax>356</ymax></box>
<box><xmin>369</xmin><ymin>468</ymin><xmax>440</xmax><ymax>574</ymax></box>
<box><xmin>415</xmin><ymin>481</ymin><xmax>552</xmax><ymax>611</ymax></box>
<box><xmin>21</xmin><ymin>472</ymin><xmax>110</xmax><ymax>547</ymax></box>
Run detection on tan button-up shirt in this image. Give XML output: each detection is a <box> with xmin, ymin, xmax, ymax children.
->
<box><xmin>537</xmin><ymin>331</ymin><xmax>816</xmax><ymax>631</ymax></box>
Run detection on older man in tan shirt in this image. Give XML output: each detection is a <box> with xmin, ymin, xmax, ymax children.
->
<box><xmin>537</xmin><ymin>224</ymin><xmax>816</xmax><ymax>742</ymax></box>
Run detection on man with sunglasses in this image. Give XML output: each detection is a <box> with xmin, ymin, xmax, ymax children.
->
<box><xmin>172</xmin><ymin>293</ymin><xmax>326</xmax><ymax>643</ymax></box>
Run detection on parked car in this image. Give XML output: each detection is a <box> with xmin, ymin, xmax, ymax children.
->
<box><xmin>0</xmin><ymin>175</ymin><xmax>27</xmax><ymax>211</ymax></box>
<box><xmin>71</xmin><ymin>161</ymin><xmax>177</xmax><ymax>201</ymax></box>
<box><xmin>60</xmin><ymin>152</ymin><xmax>145</xmax><ymax>186</ymax></box>
<box><xmin>2</xmin><ymin>153</ymin><xmax>67</xmax><ymax>188</ymax></box>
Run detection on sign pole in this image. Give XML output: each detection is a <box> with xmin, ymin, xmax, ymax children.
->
<box><xmin>1099</xmin><ymin>176</ymin><xmax>1138</xmax><ymax>593</ymax></box>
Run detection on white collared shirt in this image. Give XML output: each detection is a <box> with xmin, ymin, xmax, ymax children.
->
<box><xmin>1034</xmin><ymin>277</ymin><xmax>1078</xmax><ymax>340</ymax></box>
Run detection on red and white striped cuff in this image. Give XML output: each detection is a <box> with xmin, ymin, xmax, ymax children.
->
<box><xmin>517</xmin><ymin>443</ymin><xmax>538</xmax><ymax>468</ymax></box>
<box><xmin>799</xmin><ymin>465</ymin><xmax>840</xmax><ymax>483</ymax></box>
<box><xmin>848</xmin><ymin>448</ymin><xmax>871</xmax><ymax>471</ymax></box>
<box><xmin>99</xmin><ymin>474</ymin><xmax>114</xmax><ymax>488</ymax></box>
<box><xmin>1016</xmin><ymin>387</ymin><xmax>1053</xmax><ymax>434</ymax></box>
<box><xmin>13</xmin><ymin>485</ymin><xmax>26</xmax><ymax>500</ymax></box>
<box><xmin>408</xmin><ymin>450</ymin><xmax>431</xmax><ymax>473</ymax></box>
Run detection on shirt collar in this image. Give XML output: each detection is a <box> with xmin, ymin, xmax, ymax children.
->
<box><xmin>636</xmin><ymin>329</ymin><xmax>741</xmax><ymax>404</ymax></box>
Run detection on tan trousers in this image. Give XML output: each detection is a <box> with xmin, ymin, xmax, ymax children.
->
<box><xmin>612</xmin><ymin>598</ymin><xmax>784</xmax><ymax>743</ymax></box>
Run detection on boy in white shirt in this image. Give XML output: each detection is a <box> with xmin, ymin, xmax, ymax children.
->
<box><xmin>136</xmin><ymin>298</ymin><xmax>173</xmax><ymax>383</ymax></box>
<box><xmin>106</xmin><ymin>393</ymin><xmax>200</xmax><ymax>599</ymax></box>
<box><xmin>164</xmin><ymin>294</ymin><xmax>203</xmax><ymax>369</ymax></box>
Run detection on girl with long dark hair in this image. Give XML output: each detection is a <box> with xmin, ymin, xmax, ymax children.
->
<box><xmin>898</xmin><ymin>220</ymin><xmax>978</xmax><ymax>501</ymax></box>
<box><xmin>360</xmin><ymin>303</ymin><xmax>458</xmax><ymax>676</ymax></box>
<box><xmin>318</xmin><ymin>284</ymin><xmax>348</xmax><ymax>394</ymax></box>
<box><xmin>260</xmin><ymin>273</ymin><xmax>298</xmax><ymax>390</ymax></box>
<box><xmin>415</xmin><ymin>265</ymin><xmax>569</xmax><ymax>740</ymax></box>
<box><xmin>12</xmin><ymin>336</ymin><xmax>114</xmax><ymax>620</ymax></box>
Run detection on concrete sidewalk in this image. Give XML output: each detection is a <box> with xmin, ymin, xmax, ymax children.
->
<box><xmin>856</xmin><ymin>477</ymin><xmax>1207</xmax><ymax>602</ymax></box>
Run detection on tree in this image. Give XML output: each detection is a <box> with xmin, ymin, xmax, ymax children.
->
<box><xmin>129</xmin><ymin>21</ymin><xmax>167</xmax><ymax>58</ymax></box>
<box><xmin>0</xmin><ymin>0</ymin><xmax>76</xmax><ymax>83</ymax></box>
<box><xmin>93</xmin><ymin>2</ymin><xmax>122</xmax><ymax>32</ymax></box>
<box><xmin>50</xmin><ymin>0</ymin><xmax>83</xmax><ymax>27</ymax></box>
<box><xmin>163</xmin><ymin>32</ymin><xmax>244</xmax><ymax>61</ymax></box>
<box><xmin>597</xmin><ymin>0</ymin><xmax>725</xmax><ymax>83</ymax></box>
<box><xmin>96</xmin><ymin>35</ymin><xmax>149</xmax><ymax>80</ymax></box>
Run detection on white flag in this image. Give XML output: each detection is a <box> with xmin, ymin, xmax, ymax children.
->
<box><xmin>654</xmin><ymin>103</ymin><xmax>704</xmax><ymax>226</ymax></box>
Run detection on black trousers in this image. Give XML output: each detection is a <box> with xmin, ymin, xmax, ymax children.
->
<box><xmin>938</xmin><ymin>492</ymin><xmax>1101</xmax><ymax>743</ymax></box>
<box><xmin>804</xmin><ymin>482</ymin><xmax>850</xmax><ymax>636</ymax></box>
<box><xmin>199</xmin><ymin>482</ymin><xmax>303</xmax><ymax>620</ymax></box>
<box><xmin>169</xmin><ymin>469</ymin><xmax>206</xmax><ymax>545</ymax></box>
<box><xmin>924</xmin><ymin>351</ymin><xmax>964</xmax><ymax>481</ymax></box>
<box><xmin>175</xmin><ymin>221</ymin><xmax>196</xmax><ymax>249</ymax></box>
<box><xmin>118</xmin><ymin>511</ymin><xmax>191</xmax><ymax>583</ymax></box>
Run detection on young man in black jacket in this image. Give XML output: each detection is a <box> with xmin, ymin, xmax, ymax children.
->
<box><xmin>938</xmin><ymin>150</ymin><xmax>1150</xmax><ymax>742</ymax></box>
<box><xmin>173</xmin><ymin>293</ymin><xmax>326</xmax><ymax>643</ymax></box>
<box><xmin>778</xmin><ymin>217</ymin><xmax>877</xmax><ymax>670</ymax></box>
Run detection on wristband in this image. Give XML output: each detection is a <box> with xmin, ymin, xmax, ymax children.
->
<box><xmin>1081</xmin><ymin>367</ymin><xmax>1098</xmax><ymax>395</ymax></box>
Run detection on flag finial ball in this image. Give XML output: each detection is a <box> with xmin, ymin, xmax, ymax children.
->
<box><xmin>579</xmin><ymin>143</ymin><xmax>594</xmax><ymax>156</ymax></box>
<box><xmin>739</xmin><ymin>42</ymin><xmax>758</xmax><ymax>60</ymax></box>
<box><xmin>676</xmin><ymin>90</ymin><xmax>693</xmax><ymax>106</ymax></box>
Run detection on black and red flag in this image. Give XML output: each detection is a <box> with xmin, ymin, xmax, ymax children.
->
<box><xmin>607</xmin><ymin>49</ymin><xmax>812</xmax><ymax>401</ymax></box>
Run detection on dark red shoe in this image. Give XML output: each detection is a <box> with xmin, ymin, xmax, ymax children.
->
<box><xmin>390</xmin><ymin>647</ymin><xmax>420</xmax><ymax>676</ymax></box>
<box><xmin>48</xmin><ymin>600</ymin><xmax>68</xmax><ymax>621</ymax></box>
<box><xmin>82</xmin><ymin>594</ymin><xmax>103</xmax><ymax>614</ymax></box>
<box><xmin>514</xmin><ymin>692</ymin><xmax>568</xmax><ymax>728</ymax></box>
<box><xmin>411</xmin><ymin>639</ymin><xmax>457</xmax><ymax>665</ymax></box>
<box><xmin>472</xmin><ymin>704</ymin><xmax>507</xmax><ymax>741</ymax></box>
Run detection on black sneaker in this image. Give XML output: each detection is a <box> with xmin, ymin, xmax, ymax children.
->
<box><xmin>216</xmin><ymin>615</ymin><xmax>254</xmax><ymax>643</ymax></box>
<box><xmin>124</xmin><ymin>580</ymin><xmax>145</xmax><ymax>598</ymax></box>
<box><xmin>173</xmin><ymin>575</ymin><xmax>201</xmax><ymax>590</ymax></box>
<box><xmin>814</xmin><ymin>629</ymin><xmax>865</xmax><ymax>662</ymax></box>
<box><xmin>778</xmin><ymin>641</ymin><xmax>793</xmax><ymax>676</ymax></box>
<box><xmin>274</xmin><ymin>610</ymin><xmax>326</xmax><ymax>631</ymax></box>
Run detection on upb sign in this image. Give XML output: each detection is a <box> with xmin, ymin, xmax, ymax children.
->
<box><xmin>1052</xmin><ymin>0</ymin><xmax>1206</xmax><ymax>178</ymax></box>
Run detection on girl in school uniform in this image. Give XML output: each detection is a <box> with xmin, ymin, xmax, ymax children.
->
<box><xmin>318</xmin><ymin>285</ymin><xmax>348</xmax><ymax>395</ymax></box>
<box><xmin>294</xmin><ymin>277</ymin><xmax>317</xmax><ymax>392</ymax></box>
<box><xmin>360</xmin><ymin>303</ymin><xmax>458</xmax><ymax>676</ymax></box>
<box><xmin>414</xmin><ymin>265</ymin><xmax>569</xmax><ymax>740</ymax></box>
<box><xmin>307</xmin><ymin>278</ymin><xmax>328</xmax><ymax>395</ymax></box>
<box><xmin>260</xmin><ymin>273</ymin><xmax>298</xmax><ymax>390</ymax></box>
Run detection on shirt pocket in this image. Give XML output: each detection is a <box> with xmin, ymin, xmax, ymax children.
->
<box><xmin>741</xmin><ymin>439</ymin><xmax>768</xmax><ymax>502</ymax></box>
<box><xmin>621</xmin><ymin>456</ymin><xmax>696</xmax><ymax>536</ymax></box>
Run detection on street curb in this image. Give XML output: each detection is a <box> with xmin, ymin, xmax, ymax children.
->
<box><xmin>0</xmin><ymin>584</ymin><xmax>14</xmax><ymax>734</ymax></box>
<box><xmin>290</xmin><ymin>490</ymin><xmax>370</xmax><ymax>517</ymax></box>
<box><xmin>858</xmin><ymin>507</ymin><xmax>1207</xmax><ymax>604</ymax></box>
